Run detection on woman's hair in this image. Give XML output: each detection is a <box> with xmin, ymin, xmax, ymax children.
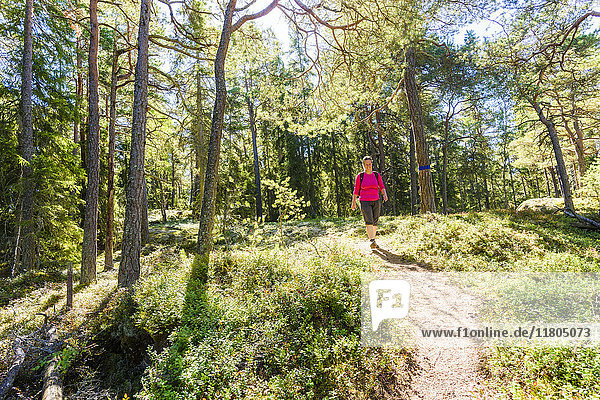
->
<box><xmin>362</xmin><ymin>156</ymin><xmax>372</xmax><ymax>162</ymax></box>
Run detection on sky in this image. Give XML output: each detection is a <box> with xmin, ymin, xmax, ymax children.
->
<box><xmin>251</xmin><ymin>1</ymin><xmax>600</xmax><ymax>50</ymax></box>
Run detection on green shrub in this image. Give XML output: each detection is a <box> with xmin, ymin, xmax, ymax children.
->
<box><xmin>138</xmin><ymin>245</ymin><xmax>409</xmax><ymax>399</ymax></box>
<box><xmin>490</xmin><ymin>346</ymin><xmax>600</xmax><ymax>398</ymax></box>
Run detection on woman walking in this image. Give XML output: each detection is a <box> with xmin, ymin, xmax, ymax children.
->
<box><xmin>351</xmin><ymin>156</ymin><xmax>388</xmax><ymax>249</ymax></box>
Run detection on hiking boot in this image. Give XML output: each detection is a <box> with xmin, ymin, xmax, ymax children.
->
<box><xmin>370</xmin><ymin>240</ymin><xmax>379</xmax><ymax>249</ymax></box>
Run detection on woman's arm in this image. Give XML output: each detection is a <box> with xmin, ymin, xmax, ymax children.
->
<box><xmin>376</xmin><ymin>173</ymin><xmax>388</xmax><ymax>202</ymax></box>
<box><xmin>351</xmin><ymin>174</ymin><xmax>361</xmax><ymax>210</ymax></box>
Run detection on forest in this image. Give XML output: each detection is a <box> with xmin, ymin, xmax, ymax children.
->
<box><xmin>2</xmin><ymin>0</ymin><xmax>600</xmax><ymax>398</ymax></box>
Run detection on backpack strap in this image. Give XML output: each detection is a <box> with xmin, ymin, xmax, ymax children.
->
<box><xmin>358</xmin><ymin>172</ymin><xmax>365</xmax><ymax>196</ymax></box>
<box><xmin>358</xmin><ymin>171</ymin><xmax>383</xmax><ymax>196</ymax></box>
<box><xmin>374</xmin><ymin>171</ymin><xmax>381</xmax><ymax>188</ymax></box>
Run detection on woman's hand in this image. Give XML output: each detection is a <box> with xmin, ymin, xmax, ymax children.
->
<box><xmin>351</xmin><ymin>201</ymin><xmax>357</xmax><ymax>211</ymax></box>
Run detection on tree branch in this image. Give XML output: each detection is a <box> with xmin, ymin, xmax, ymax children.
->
<box><xmin>232</xmin><ymin>0</ymin><xmax>280</xmax><ymax>32</ymax></box>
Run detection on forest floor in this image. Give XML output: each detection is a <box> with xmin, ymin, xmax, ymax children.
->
<box><xmin>353</xmin><ymin>238</ymin><xmax>495</xmax><ymax>399</ymax></box>
<box><xmin>2</xmin><ymin>208</ymin><xmax>600</xmax><ymax>399</ymax></box>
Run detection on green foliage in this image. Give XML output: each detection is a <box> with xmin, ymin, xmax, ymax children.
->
<box><xmin>0</xmin><ymin>268</ymin><xmax>64</xmax><ymax>307</ymax></box>
<box><xmin>0</xmin><ymin>0</ymin><xmax>83</xmax><ymax>270</ymax></box>
<box><xmin>580</xmin><ymin>158</ymin><xmax>600</xmax><ymax>209</ymax></box>
<box><xmin>385</xmin><ymin>211</ymin><xmax>600</xmax><ymax>272</ymax></box>
<box><xmin>263</xmin><ymin>177</ymin><xmax>307</xmax><ymax>225</ymax></box>
<box><xmin>134</xmin><ymin>257</ymin><xmax>190</xmax><ymax>338</ymax></box>
<box><xmin>138</xmin><ymin>245</ymin><xmax>408</xmax><ymax>399</ymax></box>
<box><xmin>490</xmin><ymin>346</ymin><xmax>600</xmax><ymax>398</ymax></box>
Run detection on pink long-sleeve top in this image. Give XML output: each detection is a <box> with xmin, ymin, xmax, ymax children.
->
<box><xmin>353</xmin><ymin>172</ymin><xmax>385</xmax><ymax>201</ymax></box>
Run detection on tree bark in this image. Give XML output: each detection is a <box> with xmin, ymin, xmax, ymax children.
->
<box><xmin>508</xmin><ymin>156</ymin><xmax>517</xmax><ymax>208</ymax></box>
<box><xmin>170</xmin><ymin>151</ymin><xmax>176</xmax><ymax>208</ymax></box>
<box><xmin>119</xmin><ymin>0</ymin><xmax>151</xmax><ymax>288</ymax></box>
<box><xmin>544</xmin><ymin>168</ymin><xmax>551</xmax><ymax>197</ymax></box>
<box><xmin>192</xmin><ymin>59</ymin><xmax>208</xmax><ymax>219</ymax></box>
<box><xmin>306</xmin><ymin>136</ymin><xmax>318</xmax><ymax>217</ymax></box>
<box><xmin>15</xmin><ymin>0</ymin><xmax>36</xmax><ymax>275</ymax></box>
<box><xmin>404</xmin><ymin>46</ymin><xmax>436</xmax><ymax>213</ymax></box>
<box><xmin>408</xmin><ymin>127</ymin><xmax>418</xmax><ymax>215</ymax></box>
<box><xmin>549</xmin><ymin>165</ymin><xmax>560</xmax><ymax>197</ymax></box>
<box><xmin>442</xmin><ymin>116</ymin><xmax>450</xmax><ymax>214</ymax></box>
<box><xmin>331</xmin><ymin>131</ymin><xmax>342</xmax><ymax>217</ymax></box>
<box><xmin>141</xmin><ymin>177</ymin><xmax>150</xmax><ymax>244</ymax></box>
<box><xmin>41</xmin><ymin>327</ymin><xmax>62</xmax><ymax>400</ymax></box>
<box><xmin>528</xmin><ymin>96</ymin><xmax>575</xmax><ymax>211</ymax></box>
<box><xmin>81</xmin><ymin>0</ymin><xmax>100</xmax><ymax>284</ymax></box>
<box><xmin>520</xmin><ymin>172</ymin><xmax>528</xmax><ymax>199</ymax></box>
<box><xmin>0</xmin><ymin>338</ymin><xmax>25</xmax><ymax>398</ymax></box>
<box><xmin>374</xmin><ymin>111</ymin><xmax>386</xmax><ymax>213</ymax></box>
<box><xmin>158</xmin><ymin>176</ymin><xmax>167</xmax><ymax>223</ymax></box>
<box><xmin>245</xmin><ymin>75</ymin><xmax>263</xmax><ymax>222</ymax></box>
<box><xmin>196</xmin><ymin>0</ymin><xmax>237</xmax><ymax>259</ymax></box>
<box><xmin>105</xmin><ymin>35</ymin><xmax>119</xmax><ymax>271</ymax></box>
<box><xmin>74</xmin><ymin>34</ymin><xmax>83</xmax><ymax>151</ymax></box>
<box><xmin>374</xmin><ymin>111</ymin><xmax>386</xmax><ymax>178</ymax></box>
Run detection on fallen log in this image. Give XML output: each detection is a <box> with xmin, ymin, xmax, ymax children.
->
<box><xmin>0</xmin><ymin>314</ymin><xmax>48</xmax><ymax>400</ymax></box>
<box><xmin>564</xmin><ymin>209</ymin><xmax>600</xmax><ymax>230</ymax></box>
<box><xmin>41</xmin><ymin>327</ymin><xmax>62</xmax><ymax>400</ymax></box>
<box><xmin>0</xmin><ymin>338</ymin><xmax>25</xmax><ymax>400</ymax></box>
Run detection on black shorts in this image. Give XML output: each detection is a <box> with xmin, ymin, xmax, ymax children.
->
<box><xmin>360</xmin><ymin>200</ymin><xmax>381</xmax><ymax>226</ymax></box>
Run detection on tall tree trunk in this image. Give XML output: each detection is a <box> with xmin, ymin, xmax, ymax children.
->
<box><xmin>331</xmin><ymin>131</ymin><xmax>342</xmax><ymax>217</ymax></box>
<box><xmin>544</xmin><ymin>168</ymin><xmax>551</xmax><ymax>197</ymax></box>
<box><xmin>245</xmin><ymin>76</ymin><xmax>263</xmax><ymax>222</ymax></box>
<box><xmin>527</xmin><ymin>96</ymin><xmax>574</xmax><ymax>211</ymax></box>
<box><xmin>549</xmin><ymin>165</ymin><xmax>560</xmax><ymax>197</ymax></box>
<box><xmin>508</xmin><ymin>157</ymin><xmax>517</xmax><ymax>208</ymax></box>
<box><xmin>520</xmin><ymin>172</ymin><xmax>528</xmax><ymax>199</ymax></box>
<box><xmin>141</xmin><ymin>176</ymin><xmax>149</xmax><ymax>244</ymax></box>
<box><xmin>192</xmin><ymin>0</ymin><xmax>279</xmax><ymax>295</ymax></box>
<box><xmin>170</xmin><ymin>151</ymin><xmax>176</xmax><ymax>209</ymax></box>
<box><xmin>105</xmin><ymin>35</ymin><xmax>119</xmax><ymax>271</ymax></box>
<box><xmin>404</xmin><ymin>46</ymin><xmax>436</xmax><ymax>213</ymax></box>
<box><xmin>14</xmin><ymin>0</ymin><xmax>36</xmax><ymax>276</ymax></box>
<box><xmin>442</xmin><ymin>117</ymin><xmax>450</xmax><ymax>214</ymax></box>
<box><xmin>196</xmin><ymin>0</ymin><xmax>237</xmax><ymax>262</ymax></box>
<box><xmin>119</xmin><ymin>0</ymin><xmax>151</xmax><ymax>288</ymax></box>
<box><xmin>408</xmin><ymin>128</ymin><xmax>418</xmax><ymax>215</ymax></box>
<box><xmin>81</xmin><ymin>0</ymin><xmax>100</xmax><ymax>284</ymax></box>
<box><xmin>74</xmin><ymin>34</ymin><xmax>83</xmax><ymax>151</ymax></box>
<box><xmin>306</xmin><ymin>136</ymin><xmax>317</xmax><ymax>217</ymax></box>
<box><xmin>374</xmin><ymin>111</ymin><xmax>386</xmax><ymax>214</ymax></box>
<box><xmin>192</xmin><ymin>60</ymin><xmax>207</xmax><ymax>218</ymax></box>
<box><xmin>374</xmin><ymin>111</ymin><xmax>386</xmax><ymax>177</ymax></box>
<box><xmin>158</xmin><ymin>177</ymin><xmax>167</xmax><ymax>223</ymax></box>
<box><xmin>502</xmin><ymin>158</ymin><xmax>508</xmax><ymax>208</ymax></box>
<box><xmin>572</xmin><ymin>117</ymin><xmax>586</xmax><ymax>178</ymax></box>
<box><xmin>483</xmin><ymin>164</ymin><xmax>490</xmax><ymax>209</ymax></box>
<box><xmin>474</xmin><ymin>174</ymin><xmax>482</xmax><ymax>211</ymax></box>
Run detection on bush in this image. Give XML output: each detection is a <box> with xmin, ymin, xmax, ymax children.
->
<box><xmin>138</xmin><ymin>245</ymin><xmax>410</xmax><ymax>399</ymax></box>
<box><xmin>490</xmin><ymin>346</ymin><xmax>600</xmax><ymax>398</ymax></box>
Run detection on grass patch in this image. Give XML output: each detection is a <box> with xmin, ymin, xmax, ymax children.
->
<box><xmin>383</xmin><ymin>211</ymin><xmax>600</xmax><ymax>272</ymax></box>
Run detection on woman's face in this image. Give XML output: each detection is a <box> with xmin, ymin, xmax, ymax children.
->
<box><xmin>363</xmin><ymin>159</ymin><xmax>373</xmax><ymax>173</ymax></box>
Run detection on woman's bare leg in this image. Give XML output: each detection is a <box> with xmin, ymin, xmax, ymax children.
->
<box><xmin>366</xmin><ymin>225</ymin><xmax>375</xmax><ymax>240</ymax></box>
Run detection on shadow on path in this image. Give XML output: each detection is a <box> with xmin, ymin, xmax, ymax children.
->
<box><xmin>371</xmin><ymin>248</ymin><xmax>433</xmax><ymax>271</ymax></box>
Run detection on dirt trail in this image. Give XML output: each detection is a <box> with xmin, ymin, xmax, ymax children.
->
<box><xmin>355</xmin><ymin>240</ymin><xmax>497</xmax><ymax>400</ymax></box>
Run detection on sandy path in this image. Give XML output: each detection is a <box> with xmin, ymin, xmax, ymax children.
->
<box><xmin>355</xmin><ymin>240</ymin><xmax>497</xmax><ymax>400</ymax></box>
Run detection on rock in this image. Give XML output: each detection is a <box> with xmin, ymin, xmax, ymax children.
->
<box><xmin>516</xmin><ymin>197</ymin><xmax>564</xmax><ymax>213</ymax></box>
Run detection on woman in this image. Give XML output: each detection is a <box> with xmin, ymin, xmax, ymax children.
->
<box><xmin>351</xmin><ymin>156</ymin><xmax>388</xmax><ymax>249</ymax></box>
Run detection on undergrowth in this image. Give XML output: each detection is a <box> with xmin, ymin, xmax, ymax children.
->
<box><xmin>4</xmin><ymin>210</ymin><xmax>600</xmax><ymax>399</ymax></box>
